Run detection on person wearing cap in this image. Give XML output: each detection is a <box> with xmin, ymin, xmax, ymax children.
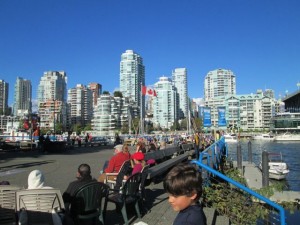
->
<box><xmin>98</xmin><ymin>144</ymin><xmax>131</xmax><ymax>183</ymax></box>
<box><xmin>131</xmin><ymin>152</ymin><xmax>146</xmax><ymax>175</ymax></box>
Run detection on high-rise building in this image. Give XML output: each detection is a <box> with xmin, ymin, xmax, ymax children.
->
<box><xmin>204</xmin><ymin>69</ymin><xmax>236</xmax><ymax>101</ymax></box>
<box><xmin>153</xmin><ymin>77</ymin><xmax>178</xmax><ymax>129</ymax></box>
<box><xmin>204</xmin><ymin>69</ymin><xmax>236</xmax><ymax>127</ymax></box>
<box><xmin>120</xmin><ymin>50</ymin><xmax>145</xmax><ymax>112</ymax></box>
<box><xmin>92</xmin><ymin>94</ymin><xmax>137</xmax><ymax>135</ymax></box>
<box><xmin>172</xmin><ymin>68</ymin><xmax>188</xmax><ymax>119</ymax></box>
<box><xmin>37</xmin><ymin>71</ymin><xmax>68</xmax><ymax>132</ymax></box>
<box><xmin>37</xmin><ymin>71</ymin><xmax>67</xmax><ymax>103</ymax></box>
<box><xmin>13</xmin><ymin>77</ymin><xmax>32</xmax><ymax>116</ymax></box>
<box><xmin>68</xmin><ymin>84</ymin><xmax>93</xmax><ymax>127</ymax></box>
<box><xmin>0</xmin><ymin>80</ymin><xmax>9</xmax><ymax>115</ymax></box>
<box><xmin>87</xmin><ymin>82</ymin><xmax>102</xmax><ymax>108</ymax></box>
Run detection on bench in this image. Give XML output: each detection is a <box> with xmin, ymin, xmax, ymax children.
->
<box><xmin>146</xmin><ymin>150</ymin><xmax>191</xmax><ymax>180</ymax></box>
<box><xmin>144</xmin><ymin>147</ymin><xmax>179</xmax><ymax>163</ymax></box>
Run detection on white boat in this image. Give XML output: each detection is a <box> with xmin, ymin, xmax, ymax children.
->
<box><xmin>223</xmin><ymin>133</ymin><xmax>238</xmax><ymax>143</ymax></box>
<box><xmin>274</xmin><ymin>132</ymin><xmax>300</xmax><ymax>141</ymax></box>
<box><xmin>252</xmin><ymin>133</ymin><xmax>274</xmax><ymax>141</ymax></box>
<box><xmin>260</xmin><ymin>152</ymin><xmax>290</xmax><ymax>180</ymax></box>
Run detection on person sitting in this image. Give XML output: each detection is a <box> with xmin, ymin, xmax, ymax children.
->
<box><xmin>135</xmin><ymin>141</ymin><xmax>146</xmax><ymax>153</ymax></box>
<box><xmin>123</xmin><ymin>152</ymin><xmax>145</xmax><ymax>180</ymax></box>
<box><xmin>27</xmin><ymin>169</ymin><xmax>52</xmax><ymax>189</ymax></box>
<box><xmin>163</xmin><ymin>163</ymin><xmax>207</xmax><ymax>225</ymax></box>
<box><xmin>19</xmin><ymin>170</ymin><xmax>62</xmax><ymax>225</ymax></box>
<box><xmin>98</xmin><ymin>144</ymin><xmax>131</xmax><ymax>183</ymax></box>
<box><xmin>63</xmin><ymin>164</ymin><xmax>96</xmax><ymax>218</ymax></box>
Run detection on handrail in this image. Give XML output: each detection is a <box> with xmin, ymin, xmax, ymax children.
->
<box><xmin>193</xmin><ymin>137</ymin><xmax>286</xmax><ymax>225</ymax></box>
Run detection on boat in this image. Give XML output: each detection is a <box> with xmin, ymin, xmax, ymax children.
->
<box><xmin>259</xmin><ymin>152</ymin><xmax>290</xmax><ymax>180</ymax></box>
<box><xmin>223</xmin><ymin>133</ymin><xmax>238</xmax><ymax>143</ymax></box>
<box><xmin>252</xmin><ymin>133</ymin><xmax>275</xmax><ymax>141</ymax></box>
<box><xmin>274</xmin><ymin>132</ymin><xmax>300</xmax><ymax>141</ymax></box>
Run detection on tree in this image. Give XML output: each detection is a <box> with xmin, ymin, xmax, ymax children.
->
<box><xmin>194</xmin><ymin>118</ymin><xmax>203</xmax><ymax>131</ymax></box>
<box><xmin>180</xmin><ymin>118</ymin><xmax>187</xmax><ymax>130</ymax></box>
<box><xmin>102</xmin><ymin>91</ymin><xmax>110</xmax><ymax>95</ymax></box>
<box><xmin>170</xmin><ymin>121</ymin><xmax>180</xmax><ymax>131</ymax></box>
<box><xmin>72</xmin><ymin>124</ymin><xmax>82</xmax><ymax>135</ymax></box>
<box><xmin>54</xmin><ymin>123</ymin><xmax>63</xmax><ymax>134</ymax></box>
<box><xmin>121</xmin><ymin>124</ymin><xmax>129</xmax><ymax>134</ymax></box>
<box><xmin>132</xmin><ymin>118</ymin><xmax>140</xmax><ymax>134</ymax></box>
<box><xmin>83</xmin><ymin>123</ymin><xmax>92</xmax><ymax>131</ymax></box>
<box><xmin>113</xmin><ymin>91</ymin><xmax>123</xmax><ymax>98</ymax></box>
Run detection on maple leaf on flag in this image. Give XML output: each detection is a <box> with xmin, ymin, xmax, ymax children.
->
<box><xmin>142</xmin><ymin>86</ymin><xmax>157</xmax><ymax>97</ymax></box>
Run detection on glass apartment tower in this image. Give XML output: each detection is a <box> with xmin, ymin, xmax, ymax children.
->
<box><xmin>120</xmin><ymin>50</ymin><xmax>145</xmax><ymax>112</ymax></box>
<box><xmin>153</xmin><ymin>77</ymin><xmax>178</xmax><ymax>129</ymax></box>
<box><xmin>172</xmin><ymin>68</ymin><xmax>188</xmax><ymax>119</ymax></box>
<box><xmin>0</xmin><ymin>80</ymin><xmax>9</xmax><ymax>115</ymax></box>
<box><xmin>13</xmin><ymin>77</ymin><xmax>32</xmax><ymax>116</ymax></box>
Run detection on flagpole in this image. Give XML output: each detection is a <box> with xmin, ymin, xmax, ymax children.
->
<box><xmin>140</xmin><ymin>83</ymin><xmax>143</xmax><ymax>135</ymax></box>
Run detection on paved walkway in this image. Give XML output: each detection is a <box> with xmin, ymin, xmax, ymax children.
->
<box><xmin>0</xmin><ymin>145</ymin><xmax>179</xmax><ymax>225</ymax></box>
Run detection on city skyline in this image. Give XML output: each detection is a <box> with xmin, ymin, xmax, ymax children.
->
<box><xmin>1</xmin><ymin>0</ymin><xmax>300</xmax><ymax>106</ymax></box>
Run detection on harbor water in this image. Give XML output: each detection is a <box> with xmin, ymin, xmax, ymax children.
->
<box><xmin>227</xmin><ymin>140</ymin><xmax>300</xmax><ymax>191</ymax></box>
<box><xmin>227</xmin><ymin>140</ymin><xmax>300</xmax><ymax>224</ymax></box>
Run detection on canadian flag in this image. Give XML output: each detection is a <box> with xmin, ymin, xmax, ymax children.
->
<box><xmin>142</xmin><ymin>85</ymin><xmax>157</xmax><ymax>97</ymax></box>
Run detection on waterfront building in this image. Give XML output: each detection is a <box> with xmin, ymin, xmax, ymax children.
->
<box><xmin>153</xmin><ymin>76</ymin><xmax>178</xmax><ymax>129</ymax></box>
<box><xmin>87</xmin><ymin>82</ymin><xmax>102</xmax><ymax>108</ymax></box>
<box><xmin>38</xmin><ymin>100</ymin><xmax>67</xmax><ymax>133</ymax></box>
<box><xmin>68</xmin><ymin>84</ymin><xmax>93</xmax><ymax>127</ymax></box>
<box><xmin>37</xmin><ymin>71</ymin><xmax>68</xmax><ymax>132</ymax></box>
<box><xmin>270</xmin><ymin>89</ymin><xmax>300</xmax><ymax>133</ymax></box>
<box><xmin>37</xmin><ymin>71</ymin><xmax>67</xmax><ymax>103</ymax></box>
<box><xmin>0</xmin><ymin>115</ymin><xmax>18</xmax><ymax>133</ymax></box>
<box><xmin>13</xmin><ymin>77</ymin><xmax>32</xmax><ymax>116</ymax></box>
<box><xmin>0</xmin><ymin>79</ymin><xmax>9</xmax><ymax>115</ymax></box>
<box><xmin>119</xmin><ymin>50</ymin><xmax>145</xmax><ymax>116</ymax></box>
<box><xmin>172</xmin><ymin>68</ymin><xmax>188</xmax><ymax>119</ymax></box>
<box><xmin>204</xmin><ymin>68</ymin><xmax>236</xmax><ymax>102</ymax></box>
<box><xmin>92</xmin><ymin>94</ymin><xmax>136</xmax><ymax>135</ymax></box>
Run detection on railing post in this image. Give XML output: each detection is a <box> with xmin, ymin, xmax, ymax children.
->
<box><xmin>248</xmin><ymin>141</ymin><xmax>252</xmax><ymax>163</ymax></box>
<box><xmin>237</xmin><ymin>142</ymin><xmax>242</xmax><ymax>170</ymax></box>
<box><xmin>262</xmin><ymin>151</ymin><xmax>269</xmax><ymax>187</ymax></box>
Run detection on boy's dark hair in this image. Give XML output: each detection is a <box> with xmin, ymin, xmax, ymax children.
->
<box><xmin>163</xmin><ymin>162</ymin><xmax>202</xmax><ymax>201</ymax></box>
<box><xmin>78</xmin><ymin>163</ymin><xmax>91</xmax><ymax>178</ymax></box>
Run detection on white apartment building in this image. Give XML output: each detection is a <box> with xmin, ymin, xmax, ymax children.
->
<box><xmin>13</xmin><ymin>77</ymin><xmax>32</xmax><ymax>116</ymax></box>
<box><xmin>204</xmin><ymin>69</ymin><xmax>276</xmax><ymax>131</ymax></box>
<box><xmin>37</xmin><ymin>71</ymin><xmax>67</xmax><ymax>132</ymax></box>
<box><xmin>236</xmin><ymin>92</ymin><xmax>275</xmax><ymax>130</ymax></box>
<box><xmin>37</xmin><ymin>71</ymin><xmax>67</xmax><ymax>103</ymax></box>
<box><xmin>204</xmin><ymin>69</ymin><xmax>236</xmax><ymax>101</ymax></box>
<box><xmin>119</xmin><ymin>50</ymin><xmax>145</xmax><ymax>115</ymax></box>
<box><xmin>153</xmin><ymin>77</ymin><xmax>178</xmax><ymax>129</ymax></box>
<box><xmin>68</xmin><ymin>84</ymin><xmax>93</xmax><ymax>127</ymax></box>
<box><xmin>172</xmin><ymin>68</ymin><xmax>188</xmax><ymax>119</ymax></box>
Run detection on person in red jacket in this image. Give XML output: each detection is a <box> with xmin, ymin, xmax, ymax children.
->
<box><xmin>98</xmin><ymin>144</ymin><xmax>131</xmax><ymax>183</ymax></box>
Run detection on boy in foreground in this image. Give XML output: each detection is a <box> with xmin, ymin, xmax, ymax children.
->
<box><xmin>163</xmin><ymin>163</ymin><xmax>207</xmax><ymax>225</ymax></box>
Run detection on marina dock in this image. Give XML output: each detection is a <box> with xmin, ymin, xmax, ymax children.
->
<box><xmin>235</xmin><ymin>161</ymin><xmax>300</xmax><ymax>203</ymax></box>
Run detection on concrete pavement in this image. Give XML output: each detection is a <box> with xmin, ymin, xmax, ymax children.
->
<box><xmin>0</xmin><ymin>145</ymin><xmax>176</xmax><ymax>225</ymax></box>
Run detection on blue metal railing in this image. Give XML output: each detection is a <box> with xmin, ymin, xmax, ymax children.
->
<box><xmin>192</xmin><ymin>137</ymin><xmax>286</xmax><ymax>225</ymax></box>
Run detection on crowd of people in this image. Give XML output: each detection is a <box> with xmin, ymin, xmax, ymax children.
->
<box><xmin>0</xmin><ymin>132</ymin><xmax>219</xmax><ymax>225</ymax></box>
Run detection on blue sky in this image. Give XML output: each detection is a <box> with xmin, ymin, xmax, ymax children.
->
<box><xmin>1</xmin><ymin>0</ymin><xmax>300</xmax><ymax>106</ymax></box>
